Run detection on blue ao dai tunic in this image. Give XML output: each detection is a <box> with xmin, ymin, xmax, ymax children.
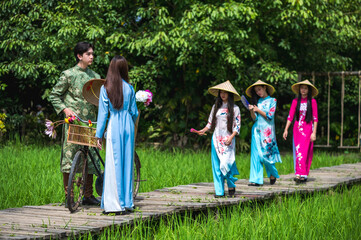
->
<box><xmin>249</xmin><ymin>96</ymin><xmax>282</xmax><ymax>184</ymax></box>
<box><xmin>95</xmin><ymin>82</ymin><xmax>138</xmax><ymax>212</ymax></box>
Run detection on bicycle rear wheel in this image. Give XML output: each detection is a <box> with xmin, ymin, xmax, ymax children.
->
<box><xmin>67</xmin><ymin>150</ymin><xmax>88</xmax><ymax>213</ymax></box>
<box><xmin>133</xmin><ymin>151</ymin><xmax>141</xmax><ymax>198</ymax></box>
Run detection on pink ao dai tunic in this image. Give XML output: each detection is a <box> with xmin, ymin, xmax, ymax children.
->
<box><xmin>287</xmin><ymin>98</ymin><xmax>318</xmax><ymax>177</ymax></box>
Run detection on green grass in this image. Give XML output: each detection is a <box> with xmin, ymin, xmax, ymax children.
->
<box><xmin>136</xmin><ymin>148</ymin><xmax>361</xmax><ymax>193</ymax></box>
<box><xmin>0</xmin><ymin>142</ymin><xmax>360</xmax><ymax>210</ymax></box>
<box><xmin>93</xmin><ymin>185</ymin><xmax>361</xmax><ymax>240</ymax></box>
<box><xmin>0</xmin><ymin>142</ymin><xmax>62</xmax><ymax>209</ymax></box>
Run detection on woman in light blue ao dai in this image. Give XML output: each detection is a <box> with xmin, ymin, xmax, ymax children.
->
<box><xmin>246</xmin><ymin>80</ymin><xmax>282</xmax><ymax>186</ymax></box>
<box><xmin>96</xmin><ymin>56</ymin><xmax>138</xmax><ymax>215</ymax></box>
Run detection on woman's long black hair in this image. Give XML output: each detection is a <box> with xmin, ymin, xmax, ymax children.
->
<box><xmin>210</xmin><ymin>91</ymin><xmax>234</xmax><ymax>134</ymax></box>
<box><xmin>296</xmin><ymin>85</ymin><xmax>313</xmax><ymax>123</ymax></box>
<box><xmin>104</xmin><ymin>56</ymin><xmax>129</xmax><ymax>110</ymax></box>
<box><xmin>251</xmin><ymin>85</ymin><xmax>269</xmax><ymax>105</ymax></box>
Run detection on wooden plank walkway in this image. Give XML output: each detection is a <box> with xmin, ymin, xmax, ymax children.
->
<box><xmin>1</xmin><ymin>162</ymin><xmax>361</xmax><ymax>239</ymax></box>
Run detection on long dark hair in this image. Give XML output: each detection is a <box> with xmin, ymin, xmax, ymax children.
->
<box><xmin>251</xmin><ymin>85</ymin><xmax>269</xmax><ymax>105</ymax></box>
<box><xmin>104</xmin><ymin>56</ymin><xmax>129</xmax><ymax>110</ymax></box>
<box><xmin>295</xmin><ymin>85</ymin><xmax>313</xmax><ymax>123</ymax></box>
<box><xmin>210</xmin><ymin>91</ymin><xmax>234</xmax><ymax>134</ymax></box>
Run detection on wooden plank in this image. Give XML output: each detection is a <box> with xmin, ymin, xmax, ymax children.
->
<box><xmin>0</xmin><ymin>223</ymin><xmax>77</xmax><ymax>239</ymax></box>
<box><xmin>0</xmin><ymin>212</ymin><xmax>134</xmax><ymax>229</ymax></box>
<box><xmin>0</xmin><ymin>228</ymin><xmax>56</xmax><ymax>238</ymax></box>
<box><xmin>0</xmin><ymin>233</ymin><xmax>43</xmax><ymax>240</ymax></box>
<box><xmin>0</xmin><ymin>207</ymin><xmax>123</xmax><ymax>222</ymax></box>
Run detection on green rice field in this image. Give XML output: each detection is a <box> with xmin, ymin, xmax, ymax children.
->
<box><xmin>0</xmin><ymin>141</ymin><xmax>360</xmax><ymax>239</ymax></box>
<box><xmin>93</xmin><ymin>185</ymin><xmax>361</xmax><ymax>240</ymax></box>
<box><xmin>0</xmin><ymin>142</ymin><xmax>360</xmax><ymax>210</ymax></box>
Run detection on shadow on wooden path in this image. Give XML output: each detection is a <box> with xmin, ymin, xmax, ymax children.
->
<box><xmin>1</xmin><ymin>162</ymin><xmax>361</xmax><ymax>239</ymax></box>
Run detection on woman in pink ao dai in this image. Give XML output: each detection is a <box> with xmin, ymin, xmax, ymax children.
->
<box><xmin>283</xmin><ymin>80</ymin><xmax>318</xmax><ymax>184</ymax></box>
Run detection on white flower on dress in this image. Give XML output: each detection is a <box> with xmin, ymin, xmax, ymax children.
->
<box><xmin>295</xmin><ymin>144</ymin><xmax>300</xmax><ymax>153</ymax></box>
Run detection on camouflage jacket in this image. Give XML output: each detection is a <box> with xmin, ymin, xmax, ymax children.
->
<box><xmin>49</xmin><ymin>65</ymin><xmax>101</xmax><ymax>173</ymax></box>
<box><xmin>49</xmin><ymin>65</ymin><xmax>100</xmax><ymax>120</ymax></box>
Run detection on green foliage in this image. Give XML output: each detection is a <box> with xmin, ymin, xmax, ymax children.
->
<box><xmin>1</xmin><ymin>0</ymin><xmax>361</xmax><ymax>146</ymax></box>
<box><xmin>0</xmin><ymin>113</ymin><xmax>7</xmax><ymax>141</ymax></box>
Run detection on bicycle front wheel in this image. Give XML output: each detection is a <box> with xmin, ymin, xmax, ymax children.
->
<box><xmin>67</xmin><ymin>150</ymin><xmax>88</xmax><ymax>213</ymax></box>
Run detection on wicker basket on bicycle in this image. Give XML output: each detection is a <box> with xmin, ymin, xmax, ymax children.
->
<box><xmin>67</xmin><ymin>124</ymin><xmax>97</xmax><ymax>147</ymax></box>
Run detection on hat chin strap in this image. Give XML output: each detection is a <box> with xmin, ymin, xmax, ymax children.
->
<box><xmin>90</xmin><ymin>86</ymin><xmax>99</xmax><ymax>100</ymax></box>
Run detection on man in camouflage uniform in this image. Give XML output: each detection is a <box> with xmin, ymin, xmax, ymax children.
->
<box><xmin>49</xmin><ymin>42</ymin><xmax>101</xmax><ymax>206</ymax></box>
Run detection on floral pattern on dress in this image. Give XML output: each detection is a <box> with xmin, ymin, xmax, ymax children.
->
<box><xmin>219</xmin><ymin>109</ymin><xmax>228</xmax><ymax>116</ymax></box>
<box><xmin>216</xmin><ymin>135</ymin><xmax>229</xmax><ymax>155</ymax></box>
<box><xmin>264</xmin><ymin>127</ymin><xmax>272</xmax><ymax>137</ymax></box>
<box><xmin>295</xmin><ymin>144</ymin><xmax>303</xmax><ymax>169</ymax></box>
<box><xmin>206</xmin><ymin>103</ymin><xmax>241</xmax><ymax>176</ymax></box>
<box><xmin>234</xmin><ymin>115</ymin><xmax>241</xmax><ymax>133</ymax></box>
<box><xmin>252</xmin><ymin>96</ymin><xmax>282</xmax><ymax>164</ymax></box>
<box><xmin>287</xmin><ymin>98</ymin><xmax>318</xmax><ymax>176</ymax></box>
<box><xmin>296</xmin><ymin>103</ymin><xmax>307</xmax><ymax>136</ymax></box>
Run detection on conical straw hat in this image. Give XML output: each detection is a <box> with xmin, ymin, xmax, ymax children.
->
<box><xmin>291</xmin><ymin>80</ymin><xmax>319</xmax><ymax>97</ymax></box>
<box><xmin>208</xmin><ymin>80</ymin><xmax>241</xmax><ymax>101</ymax></box>
<box><xmin>82</xmin><ymin>79</ymin><xmax>106</xmax><ymax>106</ymax></box>
<box><xmin>245</xmin><ymin>80</ymin><xmax>275</xmax><ymax>97</ymax></box>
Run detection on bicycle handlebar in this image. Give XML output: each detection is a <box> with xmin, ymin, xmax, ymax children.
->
<box><xmin>74</xmin><ymin>113</ymin><xmax>98</xmax><ymax>124</ymax></box>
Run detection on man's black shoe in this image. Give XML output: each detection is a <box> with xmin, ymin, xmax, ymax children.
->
<box><xmin>82</xmin><ymin>196</ymin><xmax>101</xmax><ymax>206</ymax></box>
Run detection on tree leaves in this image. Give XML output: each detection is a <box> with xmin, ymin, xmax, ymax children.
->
<box><xmin>1</xmin><ymin>0</ymin><xmax>361</xmax><ymax>145</ymax></box>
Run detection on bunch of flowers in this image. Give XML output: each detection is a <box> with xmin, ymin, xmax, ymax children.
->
<box><xmin>64</xmin><ymin>116</ymin><xmax>76</xmax><ymax>124</ymax></box>
<box><xmin>135</xmin><ymin>90</ymin><xmax>153</xmax><ymax>107</ymax></box>
<box><xmin>45</xmin><ymin>119</ymin><xmax>61</xmax><ymax>139</ymax></box>
<box><xmin>45</xmin><ymin>116</ymin><xmax>95</xmax><ymax>139</ymax></box>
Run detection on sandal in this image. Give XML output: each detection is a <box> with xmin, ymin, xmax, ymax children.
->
<box><xmin>270</xmin><ymin>177</ymin><xmax>276</xmax><ymax>185</ymax></box>
<box><xmin>299</xmin><ymin>177</ymin><xmax>307</xmax><ymax>183</ymax></box>
<box><xmin>248</xmin><ymin>183</ymin><xmax>263</xmax><ymax>187</ymax></box>
<box><xmin>293</xmin><ymin>176</ymin><xmax>301</xmax><ymax>183</ymax></box>
<box><xmin>214</xmin><ymin>194</ymin><xmax>225</xmax><ymax>198</ymax></box>
<box><xmin>228</xmin><ymin>188</ymin><xmax>235</xmax><ymax>197</ymax></box>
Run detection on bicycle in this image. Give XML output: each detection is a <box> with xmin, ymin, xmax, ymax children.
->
<box><xmin>66</xmin><ymin>117</ymin><xmax>141</xmax><ymax>213</ymax></box>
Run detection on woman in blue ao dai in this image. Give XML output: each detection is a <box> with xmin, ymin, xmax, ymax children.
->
<box><xmin>95</xmin><ymin>56</ymin><xmax>138</xmax><ymax>215</ymax></box>
<box><xmin>246</xmin><ymin>80</ymin><xmax>282</xmax><ymax>186</ymax></box>
<box><xmin>196</xmin><ymin>80</ymin><xmax>241</xmax><ymax>198</ymax></box>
